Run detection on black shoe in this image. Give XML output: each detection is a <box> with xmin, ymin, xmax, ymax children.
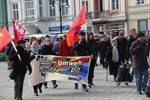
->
<box><xmin>45</xmin><ymin>86</ymin><xmax>48</xmax><ymax>89</ymax></box>
<box><xmin>34</xmin><ymin>91</ymin><xmax>39</xmax><ymax>96</ymax></box>
<box><xmin>19</xmin><ymin>97</ymin><xmax>23</xmax><ymax>100</ymax></box>
<box><xmin>91</xmin><ymin>83</ymin><xmax>95</xmax><ymax>87</ymax></box>
<box><xmin>75</xmin><ymin>83</ymin><xmax>78</xmax><ymax>89</ymax></box>
<box><xmin>53</xmin><ymin>84</ymin><xmax>58</xmax><ymax>89</ymax></box>
<box><xmin>88</xmin><ymin>84</ymin><xmax>92</xmax><ymax>88</ymax></box>
<box><xmin>137</xmin><ymin>91</ymin><xmax>143</xmax><ymax>95</ymax></box>
<box><xmin>39</xmin><ymin>89</ymin><xmax>42</xmax><ymax>93</ymax></box>
<box><xmin>15</xmin><ymin>97</ymin><xmax>19</xmax><ymax>100</ymax></box>
<box><xmin>83</xmin><ymin>87</ymin><xmax>89</xmax><ymax>92</ymax></box>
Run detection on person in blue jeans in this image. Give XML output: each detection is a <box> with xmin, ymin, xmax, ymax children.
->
<box><xmin>130</xmin><ymin>32</ymin><xmax>149</xmax><ymax>95</ymax></box>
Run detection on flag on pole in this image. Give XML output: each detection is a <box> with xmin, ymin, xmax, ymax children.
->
<box><xmin>51</xmin><ymin>34</ymin><xmax>58</xmax><ymax>43</ymax></box>
<box><xmin>66</xmin><ymin>4</ymin><xmax>86</xmax><ymax>47</ymax></box>
<box><xmin>0</xmin><ymin>26</ymin><xmax>11</xmax><ymax>51</ymax></box>
<box><xmin>13</xmin><ymin>20</ymin><xmax>27</xmax><ymax>44</ymax></box>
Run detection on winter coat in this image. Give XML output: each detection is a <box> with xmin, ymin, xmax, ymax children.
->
<box><xmin>59</xmin><ymin>40</ymin><xmax>72</xmax><ymax>56</ymax></box>
<box><xmin>126</xmin><ymin>36</ymin><xmax>137</xmax><ymax>60</ymax></box>
<box><xmin>129</xmin><ymin>40</ymin><xmax>149</xmax><ymax>70</ymax></box>
<box><xmin>40</xmin><ymin>44</ymin><xmax>55</xmax><ymax>55</ymax></box>
<box><xmin>117</xmin><ymin>37</ymin><xmax>127</xmax><ymax>58</ymax></box>
<box><xmin>9</xmin><ymin>46</ymin><xmax>32</xmax><ymax>74</ymax></box>
<box><xmin>105</xmin><ymin>46</ymin><xmax>125</xmax><ymax>75</ymax></box>
<box><xmin>72</xmin><ymin>39</ymin><xmax>91</xmax><ymax>56</ymax></box>
<box><xmin>87</xmin><ymin>39</ymin><xmax>98</xmax><ymax>58</ymax></box>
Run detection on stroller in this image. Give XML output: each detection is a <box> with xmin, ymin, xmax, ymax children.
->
<box><xmin>116</xmin><ymin>62</ymin><xmax>133</xmax><ymax>86</ymax></box>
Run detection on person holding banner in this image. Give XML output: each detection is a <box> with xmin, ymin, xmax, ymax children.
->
<box><xmin>72</xmin><ymin>31</ymin><xmax>91</xmax><ymax>92</ymax></box>
<box><xmin>40</xmin><ymin>38</ymin><xmax>58</xmax><ymax>89</ymax></box>
<box><xmin>9</xmin><ymin>40</ymin><xmax>32</xmax><ymax>100</ymax></box>
<box><xmin>87</xmin><ymin>32</ymin><xmax>98</xmax><ymax>88</ymax></box>
<box><xmin>28</xmin><ymin>41</ymin><xmax>43</xmax><ymax>96</ymax></box>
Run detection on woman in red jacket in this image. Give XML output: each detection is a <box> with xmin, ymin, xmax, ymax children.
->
<box><xmin>59</xmin><ymin>35</ymin><xmax>72</xmax><ymax>56</ymax></box>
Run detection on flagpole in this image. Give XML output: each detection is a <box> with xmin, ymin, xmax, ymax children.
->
<box><xmin>11</xmin><ymin>41</ymin><xmax>21</xmax><ymax>61</ymax></box>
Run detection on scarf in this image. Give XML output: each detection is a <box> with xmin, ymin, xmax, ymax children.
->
<box><xmin>112</xmin><ymin>46</ymin><xmax>119</xmax><ymax>62</ymax></box>
<box><xmin>30</xmin><ymin>47</ymin><xmax>40</xmax><ymax>54</ymax></box>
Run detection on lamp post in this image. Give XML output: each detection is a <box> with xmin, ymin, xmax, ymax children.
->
<box><xmin>51</xmin><ymin>0</ymin><xmax>69</xmax><ymax>34</ymax></box>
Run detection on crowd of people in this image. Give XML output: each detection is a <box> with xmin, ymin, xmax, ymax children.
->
<box><xmin>5</xmin><ymin>28</ymin><xmax>150</xmax><ymax>100</ymax></box>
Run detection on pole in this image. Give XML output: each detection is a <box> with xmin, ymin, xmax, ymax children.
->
<box><xmin>59</xmin><ymin>0</ymin><xmax>63</xmax><ymax>34</ymax></box>
<box><xmin>11</xmin><ymin>41</ymin><xmax>21</xmax><ymax>61</ymax></box>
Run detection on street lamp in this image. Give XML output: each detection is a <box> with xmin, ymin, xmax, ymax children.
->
<box><xmin>51</xmin><ymin>0</ymin><xmax>69</xmax><ymax>34</ymax></box>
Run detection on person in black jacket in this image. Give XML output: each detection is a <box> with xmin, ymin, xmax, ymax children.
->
<box><xmin>72</xmin><ymin>31</ymin><xmax>91</xmax><ymax>92</ymax></box>
<box><xmin>117</xmin><ymin>32</ymin><xmax>127</xmax><ymax>59</ymax></box>
<box><xmin>40</xmin><ymin>38</ymin><xmax>58</xmax><ymax>89</ymax></box>
<box><xmin>9</xmin><ymin>40</ymin><xmax>32</xmax><ymax>100</ymax></box>
<box><xmin>126</xmin><ymin>28</ymin><xmax>137</xmax><ymax>61</ymax></box>
<box><xmin>87</xmin><ymin>32</ymin><xmax>98</xmax><ymax>88</ymax></box>
<box><xmin>106</xmin><ymin>38</ymin><xmax>125</xmax><ymax>81</ymax></box>
<box><xmin>99</xmin><ymin>35</ymin><xmax>111</xmax><ymax>68</ymax></box>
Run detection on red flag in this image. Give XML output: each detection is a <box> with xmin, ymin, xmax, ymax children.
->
<box><xmin>66</xmin><ymin>5</ymin><xmax>86</xmax><ymax>47</ymax></box>
<box><xmin>13</xmin><ymin>20</ymin><xmax>27</xmax><ymax>44</ymax></box>
<box><xmin>0</xmin><ymin>26</ymin><xmax>11</xmax><ymax>51</ymax></box>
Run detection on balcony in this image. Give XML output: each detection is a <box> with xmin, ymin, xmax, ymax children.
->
<box><xmin>86</xmin><ymin>10</ymin><xmax>110</xmax><ymax>20</ymax></box>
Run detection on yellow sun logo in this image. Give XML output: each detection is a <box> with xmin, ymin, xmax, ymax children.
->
<box><xmin>0</xmin><ymin>32</ymin><xmax>3</xmax><ymax>37</ymax></box>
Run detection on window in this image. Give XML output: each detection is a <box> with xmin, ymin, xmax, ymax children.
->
<box><xmin>82</xmin><ymin>0</ymin><xmax>89</xmax><ymax>13</ymax></box>
<box><xmin>25</xmin><ymin>0</ymin><xmax>35</xmax><ymax>18</ymax></box>
<box><xmin>39</xmin><ymin>0</ymin><xmax>43</xmax><ymax>17</ymax></box>
<box><xmin>49</xmin><ymin>0</ymin><xmax>55</xmax><ymax>17</ymax></box>
<box><xmin>137</xmin><ymin>0</ymin><xmax>144</xmax><ymax>5</ymax></box>
<box><xmin>12</xmin><ymin>4</ymin><xmax>19</xmax><ymax>20</ymax></box>
<box><xmin>138</xmin><ymin>19</ymin><xmax>148</xmax><ymax>33</ymax></box>
<box><xmin>62</xmin><ymin>0</ymin><xmax>69</xmax><ymax>15</ymax></box>
<box><xmin>111</xmin><ymin>0</ymin><xmax>119</xmax><ymax>10</ymax></box>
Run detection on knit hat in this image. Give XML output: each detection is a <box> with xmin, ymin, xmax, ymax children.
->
<box><xmin>17</xmin><ymin>40</ymin><xmax>26</xmax><ymax>45</ymax></box>
<box><xmin>137</xmin><ymin>32</ymin><xmax>145</xmax><ymax>38</ymax></box>
<box><xmin>79</xmin><ymin>31</ymin><xmax>85</xmax><ymax>36</ymax></box>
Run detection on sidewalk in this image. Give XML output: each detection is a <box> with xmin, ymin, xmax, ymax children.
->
<box><xmin>0</xmin><ymin>62</ymin><xmax>149</xmax><ymax>100</ymax></box>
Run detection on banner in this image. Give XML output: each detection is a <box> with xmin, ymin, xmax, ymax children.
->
<box><xmin>29</xmin><ymin>55</ymin><xmax>91</xmax><ymax>86</ymax></box>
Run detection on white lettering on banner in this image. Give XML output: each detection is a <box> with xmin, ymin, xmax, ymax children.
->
<box><xmin>14</xmin><ymin>22</ymin><xmax>25</xmax><ymax>35</ymax></box>
<box><xmin>58</xmin><ymin>60</ymin><xmax>82</xmax><ymax>66</ymax></box>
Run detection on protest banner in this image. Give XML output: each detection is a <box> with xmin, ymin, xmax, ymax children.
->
<box><xmin>29</xmin><ymin>55</ymin><xmax>91</xmax><ymax>86</ymax></box>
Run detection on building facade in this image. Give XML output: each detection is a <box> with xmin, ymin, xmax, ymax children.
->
<box><xmin>0</xmin><ymin>0</ymin><xmax>8</xmax><ymax>28</ymax></box>
<box><xmin>7</xmin><ymin>0</ymin><xmax>75</xmax><ymax>35</ymax></box>
<box><xmin>85</xmin><ymin>0</ymin><xmax>128</xmax><ymax>37</ymax></box>
<box><xmin>128</xmin><ymin>0</ymin><xmax>150</xmax><ymax>33</ymax></box>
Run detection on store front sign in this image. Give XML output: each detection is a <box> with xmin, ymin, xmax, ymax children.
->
<box><xmin>49</xmin><ymin>25</ymin><xmax>70</xmax><ymax>31</ymax></box>
<box><xmin>106</xmin><ymin>23</ymin><xmax>124</xmax><ymax>29</ymax></box>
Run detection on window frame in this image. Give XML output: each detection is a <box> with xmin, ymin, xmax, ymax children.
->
<box><xmin>137</xmin><ymin>0</ymin><xmax>145</xmax><ymax>5</ymax></box>
<box><xmin>61</xmin><ymin>0</ymin><xmax>69</xmax><ymax>16</ymax></box>
<box><xmin>12</xmin><ymin>3</ymin><xmax>19</xmax><ymax>20</ymax></box>
<box><xmin>138</xmin><ymin>19</ymin><xmax>148</xmax><ymax>33</ymax></box>
<box><xmin>25</xmin><ymin>0</ymin><xmax>35</xmax><ymax>18</ymax></box>
<box><xmin>49</xmin><ymin>0</ymin><xmax>56</xmax><ymax>17</ymax></box>
<box><xmin>110</xmin><ymin>0</ymin><xmax>120</xmax><ymax>11</ymax></box>
<box><xmin>81</xmin><ymin>0</ymin><xmax>89</xmax><ymax>13</ymax></box>
<box><xmin>39</xmin><ymin>0</ymin><xmax>43</xmax><ymax>17</ymax></box>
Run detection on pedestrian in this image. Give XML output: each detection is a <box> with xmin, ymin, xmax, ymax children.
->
<box><xmin>105</xmin><ymin>38</ymin><xmax>125</xmax><ymax>81</ymax></box>
<box><xmin>26</xmin><ymin>36</ymin><xmax>37</xmax><ymax>51</ymax></box>
<box><xmin>29</xmin><ymin>41</ymin><xmax>43</xmax><ymax>96</ymax></box>
<box><xmin>129</xmin><ymin>32</ymin><xmax>149</xmax><ymax>95</ymax></box>
<box><xmin>9</xmin><ymin>40</ymin><xmax>32</xmax><ymax>100</ymax></box>
<box><xmin>72</xmin><ymin>31</ymin><xmax>92</xmax><ymax>92</ymax></box>
<box><xmin>99</xmin><ymin>35</ymin><xmax>111</xmax><ymax>68</ymax></box>
<box><xmin>40</xmin><ymin>38</ymin><xmax>58</xmax><ymax>89</ymax></box>
<box><xmin>59</xmin><ymin>35</ymin><xmax>72</xmax><ymax>56</ymax></box>
<box><xmin>117</xmin><ymin>32</ymin><xmax>127</xmax><ymax>58</ymax></box>
<box><xmin>87</xmin><ymin>32</ymin><xmax>98</xmax><ymax>88</ymax></box>
<box><xmin>38</xmin><ymin>36</ymin><xmax>45</xmax><ymax>45</ymax></box>
<box><xmin>126</xmin><ymin>28</ymin><xmax>137</xmax><ymax>61</ymax></box>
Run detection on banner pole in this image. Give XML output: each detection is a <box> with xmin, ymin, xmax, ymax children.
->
<box><xmin>11</xmin><ymin>41</ymin><xmax>21</xmax><ymax>61</ymax></box>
